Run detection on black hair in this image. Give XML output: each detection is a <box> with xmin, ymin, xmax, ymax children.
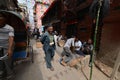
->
<box><xmin>74</xmin><ymin>34</ymin><xmax>79</xmax><ymax>38</ymax></box>
<box><xmin>45</xmin><ymin>24</ymin><xmax>53</xmax><ymax>29</ymax></box>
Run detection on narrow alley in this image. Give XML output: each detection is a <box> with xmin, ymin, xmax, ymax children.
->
<box><xmin>11</xmin><ymin>39</ymin><xmax>109</xmax><ymax>80</ymax></box>
<box><xmin>0</xmin><ymin>0</ymin><xmax>120</xmax><ymax>80</ymax></box>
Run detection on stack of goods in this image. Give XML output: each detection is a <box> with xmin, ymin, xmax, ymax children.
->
<box><xmin>12</xmin><ymin>32</ymin><xmax>27</xmax><ymax>60</ymax></box>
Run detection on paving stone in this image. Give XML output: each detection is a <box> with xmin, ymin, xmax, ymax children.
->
<box><xmin>11</xmin><ymin>39</ymin><xmax>109</xmax><ymax>80</ymax></box>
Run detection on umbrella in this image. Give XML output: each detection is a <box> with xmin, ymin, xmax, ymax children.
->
<box><xmin>89</xmin><ymin>0</ymin><xmax>110</xmax><ymax>19</ymax></box>
<box><xmin>0</xmin><ymin>10</ymin><xmax>26</xmax><ymax>32</ymax></box>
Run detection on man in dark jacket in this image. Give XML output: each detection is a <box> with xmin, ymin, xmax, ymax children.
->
<box><xmin>82</xmin><ymin>39</ymin><xmax>93</xmax><ymax>67</ymax></box>
<box><xmin>40</xmin><ymin>25</ymin><xmax>56</xmax><ymax>71</ymax></box>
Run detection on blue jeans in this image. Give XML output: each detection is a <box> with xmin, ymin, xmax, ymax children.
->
<box><xmin>44</xmin><ymin>46</ymin><xmax>55</xmax><ymax>68</ymax></box>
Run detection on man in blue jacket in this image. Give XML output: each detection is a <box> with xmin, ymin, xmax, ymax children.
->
<box><xmin>41</xmin><ymin>25</ymin><xmax>56</xmax><ymax>71</ymax></box>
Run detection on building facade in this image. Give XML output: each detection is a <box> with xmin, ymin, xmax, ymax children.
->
<box><xmin>35</xmin><ymin>0</ymin><xmax>54</xmax><ymax>33</ymax></box>
<box><xmin>42</xmin><ymin>0</ymin><xmax>93</xmax><ymax>41</ymax></box>
<box><xmin>41</xmin><ymin>0</ymin><xmax>120</xmax><ymax>71</ymax></box>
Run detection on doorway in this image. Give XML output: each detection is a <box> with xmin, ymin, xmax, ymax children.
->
<box><xmin>66</xmin><ymin>24</ymin><xmax>77</xmax><ymax>38</ymax></box>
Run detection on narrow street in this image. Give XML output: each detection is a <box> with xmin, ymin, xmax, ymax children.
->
<box><xmin>0</xmin><ymin>0</ymin><xmax>120</xmax><ymax>80</ymax></box>
<box><xmin>11</xmin><ymin>39</ymin><xmax>109</xmax><ymax>80</ymax></box>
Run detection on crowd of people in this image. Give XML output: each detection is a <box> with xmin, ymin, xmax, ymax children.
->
<box><xmin>32</xmin><ymin>27</ymin><xmax>40</xmax><ymax>40</ymax></box>
<box><xmin>0</xmin><ymin>13</ymin><xmax>93</xmax><ymax>78</ymax></box>
<box><xmin>40</xmin><ymin>25</ymin><xmax>93</xmax><ymax>71</ymax></box>
<box><xmin>59</xmin><ymin>36</ymin><xmax>93</xmax><ymax>67</ymax></box>
<box><xmin>0</xmin><ymin>15</ymin><xmax>93</xmax><ymax>78</ymax></box>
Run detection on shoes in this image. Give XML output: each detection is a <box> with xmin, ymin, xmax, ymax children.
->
<box><xmin>49</xmin><ymin>67</ymin><xmax>54</xmax><ymax>71</ymax></box>
<box><xmin>59</xmin><ymin>58</ymin><xmax>67</xmax><ymax>66</ymax></box>
<box><xmin>61</xmin><ymin>61</ymin><xmax>67</xmax><ymax>66</ymax></box>
<box><xmin>59</xmin><ymin>58</ymin><xmax>63</xmax><ymax>63</ymax></box>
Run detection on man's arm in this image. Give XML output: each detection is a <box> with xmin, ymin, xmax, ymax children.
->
<box><xmin>8</xmin><ymin>36</ymin><xmax>14</xmax><ymax>57</ymax></box>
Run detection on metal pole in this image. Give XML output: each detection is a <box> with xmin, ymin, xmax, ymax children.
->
<box><xmin>110</xmin><ymin>50</ymin><xmax>120</xmax><ymax>80</ymax></box>
<box><xmin>89</xmin><ymin>0</ymin><xmax>103</xmax><ymax>80</ymax></box>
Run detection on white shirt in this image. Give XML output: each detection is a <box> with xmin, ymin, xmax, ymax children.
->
<box><xmin>75</xmin><ymin>41</ymin><xmax>82</xmax><ymax>51</ymax></box>
<box><xmin>64</xmin><ymin>38</ymin><xmax>75</xmax><ymax>48</ymax></box>
<box><xmin>64</xmin><ymin>38</ymin><xmax>82</xmax><ymax>51</ymax></box>
<box><xmin>54</xmin><ymin>35</ymin><xmax>58</xmax><ymax>43</ymax></box>
<box><xmin>0</xmin><ymin>24</ymin><xmax>14</xmax><ymax>48</ymax></box>
<box><xmin>57</xmin><ymin>35</ymin><xmax>62</xmax><ymax>41</ymax></box>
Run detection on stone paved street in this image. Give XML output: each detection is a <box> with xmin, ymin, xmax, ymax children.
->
<box><xmin>10</xmin><ymin>40</ymin><xmax>110</xmax><ymax>80</ymax></box>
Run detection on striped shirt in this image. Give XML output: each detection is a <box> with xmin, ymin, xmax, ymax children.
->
<box><xmin>0</xmin><ymin>24</ymin><xmax>14</xmax><ymax>49</ymax></box>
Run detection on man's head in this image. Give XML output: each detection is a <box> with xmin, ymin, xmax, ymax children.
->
<box><xmin>46</xmin><ymin>25</ymin><xmax>53</xmax><ymax>34</ymax></box>
<box><xmin>87</xmin><ymin>38</ymin><xmax>92</xmax><ymax>44</ymax></box>
<box><xmin>0</xmin><ymin>13</ymin><xmax>6</xmax><ymax>27</ymax></box>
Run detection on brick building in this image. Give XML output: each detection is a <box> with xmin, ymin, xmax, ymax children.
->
<box><xmin>41</xmin><ymin>0</ymin><xmax>120</xmax><ymax>70</ymax></box>
<box><xmin>34</xmin><ymin>0</ymin><xmax>54</xmax><ymax>33</ymax></box>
